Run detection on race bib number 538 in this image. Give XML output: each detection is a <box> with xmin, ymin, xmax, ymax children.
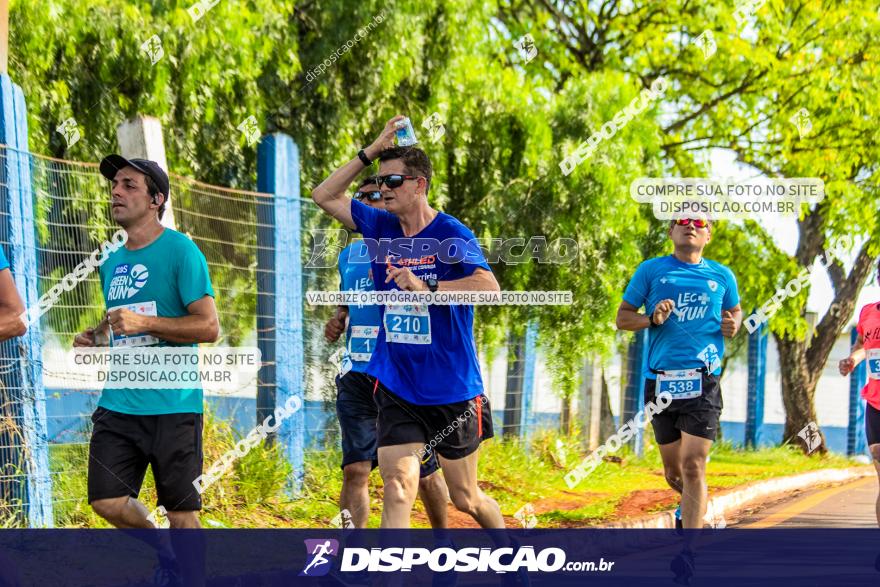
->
<box><xmin>657</xmin><ymin>369</ymin><xmax>702</xmax><ymax>400</ymax></box>
<box><xmin>384</xmin><ymin>304</ymin><xmax>431</xmax><ymax>345</ymax></box>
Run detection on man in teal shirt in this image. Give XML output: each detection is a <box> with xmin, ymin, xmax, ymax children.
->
<box><xmin>74</xmin><ymin>155</ymin><xmax>218</xmax><ymax>562</ymax></box>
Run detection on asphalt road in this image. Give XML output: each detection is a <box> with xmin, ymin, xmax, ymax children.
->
<box><xmin>731</xmin><ymin>474</ymin><xmax>879</xmax><ymax>528</ymax></box>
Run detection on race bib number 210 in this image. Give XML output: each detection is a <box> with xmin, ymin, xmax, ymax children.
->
<box><xmin>384</xmin><ymin>304</ymin><xmax>431</xmax><ymax>345</ymax></box>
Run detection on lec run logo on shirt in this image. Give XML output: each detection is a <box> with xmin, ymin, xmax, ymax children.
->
<box><xmin>107</xmin><ymin>263</ymin><xmax>150</xmax><ymax>301</ymax></box>
<box><xmin>670</xmin><ymin>290</ymin><xmax>711</xmax><ymax>322</ymax></box>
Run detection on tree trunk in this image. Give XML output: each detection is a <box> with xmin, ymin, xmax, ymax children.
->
<box><xmin>775</xmin><ymin>335</ymin><xmax>827</xmax><ymax>453</ymax></box>
<box><xmin>560</xmin><ymin>393</ymin><xmax>571</xmax><ymax>435</ymax></box>
<box><xmin>599</xmin><ymin>370</ymin><xmax>616</xmax><ymax>440</ymax></box>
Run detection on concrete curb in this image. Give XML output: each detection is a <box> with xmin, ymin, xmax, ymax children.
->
<box><xmin>601</xmin><ymin>466</ymin><xmax>875</xmax><ymax>529</ymax></box>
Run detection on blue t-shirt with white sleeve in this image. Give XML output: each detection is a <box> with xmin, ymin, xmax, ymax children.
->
<box><xmin>350</xmin><ymin>199</ymin><xmax>491</xmax><ymax>405</ymax></box>
<box><xmin>337</xmin><ymin>241</ymin><xmax>381</xmax><ymax>374</ymax></box>
<box><xmin>622</xmin><ymin>255</ymin><xmax>739</xmax><ymax>380</ymax></box>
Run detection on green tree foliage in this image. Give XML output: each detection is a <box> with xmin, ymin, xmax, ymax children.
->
<box><xmin>10</xmin><ymin>1</ymin><xmax>879</xmax><ymax>434</ymax></box>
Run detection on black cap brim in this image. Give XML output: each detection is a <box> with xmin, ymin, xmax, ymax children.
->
<box><xmin>100</xmin><ymin>154</ymin><xmax>147</xmax><ymax>181</ymax></box>
<box><xmin>99</xmin><ymin>154</ymin><xmax>170</xmax><ymax>199</ymax></box>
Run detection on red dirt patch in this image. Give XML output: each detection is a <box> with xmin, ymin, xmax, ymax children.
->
<box><xmin>614</xmin><ymin>488</ymin><xmax>679</xmax><ymax>519</ymax></box>
<box><xmin>410</xmin><ymin>492</ymin><xmax>607</xmax><ymax>528</ymax></box>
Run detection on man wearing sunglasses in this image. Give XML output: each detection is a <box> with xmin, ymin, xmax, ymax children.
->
<box><xmin>616</xmin><ymin>215</ymin><xmax>741</xmax><ymax>579</ymax></box>
<box><xmin>324</xmin><ymin>175</ymin><xmax>449</xmax><ymax>530</ymax></box>
<box><xmin>312</xmin><ymin>115</ymin><xmax>504</xmax><ymax>531</ymax></box>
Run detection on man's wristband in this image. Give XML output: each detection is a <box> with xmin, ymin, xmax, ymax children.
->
<box><xmin>357</xmin><ymin>149</ymin><xmax>373</xmax><ymax>167</ymax></box>
<box><xmin>648</xmin><ymin>313</ymin><xmax>658</xmax><ymax>328</ymax></box>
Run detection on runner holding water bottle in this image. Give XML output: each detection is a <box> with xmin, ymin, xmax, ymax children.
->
<box><xmin>324</xmin><ymin>174</ymin><xmax>449</xmax><ymax>530</ymax></box>
<box><xmin>311</xmin><ymin>115</ymin><xmax>505</xmax><ymax>532</ymax></box>
<box><xmin>616</xmin><ymin>216</ymin><xmax>741</xmax><ymax>583</ymax></box>
<box><xmin>837</xmin><ymin>260</ymin><xmax>880</xmax><ymax>532</ymax></box>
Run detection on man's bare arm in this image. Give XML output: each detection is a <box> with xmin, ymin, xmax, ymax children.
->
<box><xmin>108</xmin><ymin>296</ymin><xmax>220</xmax><ymax>344</ymax></box>
<box><xmin>0</xmin><ymin>269</ymin><xmax>26</xmax><ymax>341</ymax></box>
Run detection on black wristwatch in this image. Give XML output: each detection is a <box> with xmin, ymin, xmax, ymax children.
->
<box><xmin>648</xmin><ymin>312</ymin><xmax>659</xmax><ymax>327</ymax></box>
<box><xmin>426</xmin><ymin>278</ymin><xmax>439</xmax><ymax>292</ymax></box>
<box><xmin>357</xmin><ymin>148</ymin><xmax>373</xmax><ymax>167</ymax></box>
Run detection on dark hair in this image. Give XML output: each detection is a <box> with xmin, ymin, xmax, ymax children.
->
<box><xmin>377</xmin><ymin>146</ymin><xmax>432</xmax><ymax>194</ymax></box>
<box><xmin>358</xmin><ymin>174</ymin><xmax>380</xmax><ymax>189</ymax></box>
<box><xmin>144</xmin><ymin>175</ymin><xmax>167</xmax><ymax>219</ymax></box>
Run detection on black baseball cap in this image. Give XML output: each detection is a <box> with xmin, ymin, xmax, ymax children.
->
<box><xmin>99</xmin><ymin>155</ymin><xmax>170</xmax><ymax>200</ymax></box>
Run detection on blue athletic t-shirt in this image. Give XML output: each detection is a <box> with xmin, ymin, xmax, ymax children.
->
<box><xmin>622</xmin><ymin>255</ymin><xmax>739</xmax><ymax>379</ymax></box>
<box><xmin>0</xmin><ymin>246</ymin><xmax>8</xmax><ymax>271</ymax></box>
<box><xmin>350</xmin><ymin>199</ymin><xmax>491</xmax><ymax>405</ymax></box>
<box><xmin>98</xmin><ymin>229</ymin><xmax>215</xmax><ymax>415</ymax></box>
<box><xmin>338</xmin><ymin>241</ymin><xmax>381</xmax><ymax>373</ymax></box>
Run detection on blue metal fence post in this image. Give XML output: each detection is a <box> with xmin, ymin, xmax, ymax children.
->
<box><xmin>745</xmin><ymin>318</ymin><xmax>767</xmax><ymax>449</ymax></box>
<box><xmin>0</xmin><ymin>74</ymin><xmax>52</xmax><ymax>527</ymax></box>
<box><xmin>519</xmin><ymin>320</ymin><xmax>538</xmax><ymax>444</ymax></box>
<box><xmin>622</xmin><ymin>329</ymin><xmax>647</xmax><ymax>455</ymax></box>
<box><xmin>847</xmin><ymin>326</ymin><xmax>867</xmax><ymax>457</ymax></box>
<box><xmin>256</xmin><ymin>133</ymin><xmax>304</xmax><ymax>494</ymax></box>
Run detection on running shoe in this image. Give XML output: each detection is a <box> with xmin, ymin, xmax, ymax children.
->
<box><xmin>670</xmin><ymin>549</ymin><xmax>695</xmax><ymax>586</ymax></box>
<box><xmin>153</xmin><ymin>555</ymin><xmax>183</xmax><ymax>587</ymax></box>
<box><xmin>432</xmin><ymin>539</ymin><xmax>458</xmax><ymax>587</ymax></box>
<box><xmin>326</xmin><ymin>567</ymin><xmax>371</xmax><ymax>586</ymax></box>
<box><xmin>500</xmin><ymin>539</ymin><xmax>531</xmax><ymax>587</ymax></box>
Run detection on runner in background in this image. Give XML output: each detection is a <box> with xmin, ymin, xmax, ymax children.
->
<box><xmin>616</xmin><ymin>216</ymin><xmax>741</xmax><ymax>584</ymax></box>
<box><xmin>0</xmin><ymin>243</ymin><xmax>26</xmax><ymax>341</ymax></box>
<box><xmin>837</xmin><ymin>259</ymin><xmax>880</xmax><ymax>541</ymax></box>
<box><xmin>324</xmin><ymin>175</ymin><xmax>449</xmax><ymax>529</ymax></box>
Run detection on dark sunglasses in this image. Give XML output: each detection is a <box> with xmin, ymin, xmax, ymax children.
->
<box><xmin>376</xmin><ymin>174</ymin><xmax>421</xmax><ymax>189</ymax></box>
<box><xmin>674</xmin><ymin>218</ymin><xmax>710</xmax><ymax>229</ymax></box>
<box><xmin>354</xmin><ymin>190</ymin><xmax>383</xmax><ymax>202</ymax></box>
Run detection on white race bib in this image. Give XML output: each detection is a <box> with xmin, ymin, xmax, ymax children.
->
<box><xmin>657</xmin><ymin>369</ymin><xmax>703</xmax><ymax>400</ymax></box>
<box><xmin>384</xmin><ymin>304</ymin><xmax>431</xmax><ymax>345</ymax></box>
<box><xmin>867</xmin><ymin>349</ymin><xmax>880</xmax><ymax>380</ymax></box>
<box><xmin>349</xmin><ymin>325</ymin><xmax>379</xmax><ymax>362</ymax></box>
<box><xmin>109</xmin><ymin>301</ymin><xmax>159</xmax><ymax>348</ymax></box>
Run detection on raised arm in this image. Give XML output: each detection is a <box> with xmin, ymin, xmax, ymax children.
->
<box><xmin>311</xmin><ymin>115</ymin><xmax>404</xmax><ymax>229</ymax></box>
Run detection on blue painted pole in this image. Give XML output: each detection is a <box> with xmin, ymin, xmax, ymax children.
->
<box><xmin>256</xmin><ymin>133</ymin><xmax>303</xmax><ymax>494</ymax></box>
<box><xmin>519</xmin><ymin>320</ymin><xmax>538</xmax><ymax>444</ymax></box>
<box><xmin>0</xmin><ymin>74</ymin><xmax>53</xmax><ymax>527</ymax></box>
<box><xmin>622</xmin><ymin>329</ymin><xmax>647</xmax><ymax>453</ymax></box>
<box><xmin>847</xmin><ymin>326</ymin><xmax>867</xmax><ymax>457</ymax></box>
<box><xmin>745</xmin><ymin>317</ymin><xmax>767</xmax><ymax>449</ymax></box>
<box><xmin>635</xmin><ymin>329</ymin><xmax>648</xmax><ymax>457</ymax></box>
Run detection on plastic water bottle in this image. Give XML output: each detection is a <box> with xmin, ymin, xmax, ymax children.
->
<box><xmin>395</xmin><ymin>117</ymin><xmax>418</xmax><ymax>146</ymax></box>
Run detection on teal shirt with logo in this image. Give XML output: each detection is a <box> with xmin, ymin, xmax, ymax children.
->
<box><xmin>98</xmin><ymin>229</ymin><xmax>214</xmax><ymax>415</ymax></box>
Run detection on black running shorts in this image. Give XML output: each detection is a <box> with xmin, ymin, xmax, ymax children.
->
<box><xmin>644</xmin><ymin>372</ymin><xmax>722</xmax><ymax>444</ymax></box>
<box><xmin>373</xmin><ymin>381</ymin><xmax>493</xmax><ymax>460</ymax></box>
<box><xmin>88</xmin><ymin>407</ymin><xmax>203</xmax><ymax>511</ymax></box>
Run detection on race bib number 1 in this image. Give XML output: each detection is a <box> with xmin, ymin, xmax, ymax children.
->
<box><xmin>110</xmin><ymin>301</ymin><xmax>159</xmax><ymax>348</ymax></box>
<box><xmin>867</xmin><ymin>349</ymin><xmax>880</xmax><ymax>380</ymax></box>
<box><xmin>384</xmin><ymin>304</ymin><xmax>431</xmax><ymax>345</ymax></box>
<box><xmin>349</xmin><ymin>325</ymin><xmax>379</xmax><ymax>362</ymax></box>
<box><xmin>657</xmin><ymin>369</ymin><xmax>703</xmax><ymax>400</ymax></box>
